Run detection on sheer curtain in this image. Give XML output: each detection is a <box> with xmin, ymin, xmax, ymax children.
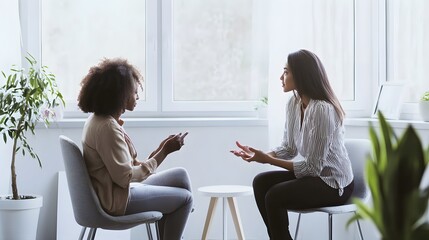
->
<box><xmin>0</xmin><ymin>0</ymin><xmax>21</xmax><ymax>73</ymax></box>
<box><xmin>267</xmin><ymin>0</ymin><xmax>355</xmax><ymax>148</ymax></box>
<box><xmin>0</xmin><ymin>0</ymin><xmax>21</xmax><ymax>194</ymax></box>
<box><xmin>388</xmin><ymin>0</ymin><xmax>429</xmax><ymax>102</ymax></box>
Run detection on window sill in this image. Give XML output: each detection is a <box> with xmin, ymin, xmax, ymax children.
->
<box><xmin>345</xmin><ymin>118</ymin><xmax>429</xmax><ymax>130</ymax></box>
<box><xmin>43</xmin><ymin>117</ymin><xmax>269</xmax><ymax>129</ymax></box>
<box><xmin>37</xmin><ymin>117</ymin><xmax>429</xmax><ymax>130</ymax></box>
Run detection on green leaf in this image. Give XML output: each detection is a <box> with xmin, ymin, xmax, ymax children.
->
<box><xmin>0</xmin><ymin>53</ymin><xmax>64</xmax><ymax>198</ymax></box>
<box><xmin>349</xmin><ymin>112</ymin><xmax>429</xmax><ymax>240</ymax></box>
<box><xmin>411</xmin><ymin>223</ymin><xmax>429</xmax><ymax>240</ymax></box>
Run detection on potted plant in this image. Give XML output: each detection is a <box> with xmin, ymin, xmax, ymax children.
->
<box><xmin>348</xmin><ymin>111</ymin><xmax>429</xmax><ymax>240</ymax></box>
<box><xmin>0</xmin><ymin>55</ymin><xmax>64</xmax><ymax>240</ymax></box>
<box><xmin>419</xmin><ymin>91</ymin><xmax>429</xmax><ymax>122</ymax></box>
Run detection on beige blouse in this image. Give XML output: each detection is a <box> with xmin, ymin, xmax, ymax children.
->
<box><xmin>81</xmin><ymin>114</ymin><xmax>158</xmax><ymax>215</ymax></box>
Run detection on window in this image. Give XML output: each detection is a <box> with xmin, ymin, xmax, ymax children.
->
<box><xmin>267</xmin><ymin>0</ymin><xmax>377</xmax><ymax>119</ymax></box>
<box><xmin>29</xmin><ymin>0</ymin><xmax>429</xmax><ymax>120</ymax></box>
<box><xmin>0</xmin><ymin>1</ymin><xmax>21</xmax><ymax>74</ymax></box>
<box><xmin>41</xmin><ymin>0</ymin><xmax>149</xmax><ymax>115</ymax></box>
<box><xmin>162</xmin><ymin>0</ymin><xmax>269</xmax><ymax>112</ymax></box>
<box><xmin>41</xmin><ymin>0</ymin><xmax>269</xmax><ymax>117</ymax></box>
<box><xmin>385</xmin><ymin>0</ymin><xmax>429</xmax><ymax>119</ymax></box>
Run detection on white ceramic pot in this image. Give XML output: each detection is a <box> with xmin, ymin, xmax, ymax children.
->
<box><xmin>0</xmin><ymin>195</ymin><xmax>43</xmax><ymax>240</ymax></box>
<box><xmin>419</xmin><ymin>101</ymin><xmax>429</xmax><ymax>122</ymax></box>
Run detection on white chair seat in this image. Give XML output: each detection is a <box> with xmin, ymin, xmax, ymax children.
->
<box><xmin>293</xmin><ymin>203</ymin><xmax>358</xmax><ymax>215</ymax></box>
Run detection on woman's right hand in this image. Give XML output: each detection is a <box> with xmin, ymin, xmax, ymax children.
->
<box><xmin>161</xmin><ymin>132</ymin><xmax>188</xmax><ymax>155</ymax></box>
<box><xmin>148</xmin><ymin>134</ymin><xmax>174</xmax><ymax>158</ymax></box>
<box><xmin>230</xmin><ymin>141</ymin><xmax>255</xmax><ymax>159</ymax></box>
<box><xmin>230</xmin><ymin>141</ymin><xmax>270</xmax><ymax>164</ymax></box>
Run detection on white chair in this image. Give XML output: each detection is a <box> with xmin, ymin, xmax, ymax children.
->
<box><xmin>59</xmin><ymin>135</ymin><xmax>162</xmax><ymax>240</ymax></box>
<box><xmin>292</xmin><ymin>139</ymin><xmax>371</xmax><ymax>240</ymax></box>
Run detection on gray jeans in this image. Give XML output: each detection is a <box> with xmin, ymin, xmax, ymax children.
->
<box><xmin>125</xmin><ymin>167</ymin><xmax>193</xmax><ymax>240</ymax></box>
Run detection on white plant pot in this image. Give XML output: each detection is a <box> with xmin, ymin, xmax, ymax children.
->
<box><xmin>419</xmin><ymin>101</ymin><xmax>429</xmax><ymax>122</ymax></box>
<box><xmin>0</xmin><ymin>195</ymin><xmax>43</xmax><ymax>240</ymax></box>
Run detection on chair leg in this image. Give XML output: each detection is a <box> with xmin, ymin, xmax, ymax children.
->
<box><xmin>146</xmin><ymin>223</ymin><xmax>154</xmax><ymax>240</ymax></box>
<box><xmin>294</xmin><ymin>213</ymin><xmax>302</xmax><ymax>240</ymax></box>
<box><xmin>155</xmin><ymin>221</ymin><xmax>161</xmax><ymax>240</ymax></box>
<box><xmin>79</xmin><ymin>227</ymin><xmax>87</xmax><ymax>240</ymax></box>
<box><xmin>87</xmin><ymin>228</ymin><xmax>97</xmax><ymax>240</ymax></box>
<box><xmin>356</xmin><ymin>219</ymin><xmax>364</xmax><ymax>240</ymax></box>
<box><xmin>145</xmin><ymin>222</ymin><xmax>161</xmax><ymax>240</ymax></box>
<box><xmin>328</xmin><ymin>214</ymin><xmax>332</xmax><ymax>240</ymax></box>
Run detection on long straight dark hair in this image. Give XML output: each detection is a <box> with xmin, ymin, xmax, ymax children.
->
<box><xmin>287</xmin><ymin>49</ymin><xmax>345</xmax><ymax>122</ymax></box>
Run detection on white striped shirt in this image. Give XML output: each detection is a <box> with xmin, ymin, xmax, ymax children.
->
<box><xmin>272</xmin><ymin>96</ymin><xmax>353</xmax><ymax>195</ymax></box>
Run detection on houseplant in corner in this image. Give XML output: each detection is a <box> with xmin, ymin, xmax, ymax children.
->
<box><xmin>348</xmin><ymin>111</ymin><xmax>429</xmax><ymax>240</ymax></box>
<box><xmin>0</xmin><ymin>55</ymin><xmax>64</xmax><ymax>240</ymax></box>
<box><xmin>419</xmin><ymin>91</ymin><xmax>429</xmax><ymax>121</ymax></box>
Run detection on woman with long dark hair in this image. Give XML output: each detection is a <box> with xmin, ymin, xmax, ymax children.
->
<box><xmin>231</xmin><ymin>49</ymin><xmax>354</xmax><ymax>240</ymax></box>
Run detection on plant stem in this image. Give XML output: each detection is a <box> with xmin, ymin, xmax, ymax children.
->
<box><xmin>11</xmin><ymin>131</ymin><xmax>19</xmax><ymax>200</ymax></box>
<box><xmin>10</xmin><ymin>118</ymin><xmax>24</xmax><ymax>200</ymax></box>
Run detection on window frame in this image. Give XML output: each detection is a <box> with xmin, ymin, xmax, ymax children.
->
<box><xmin>382</xmin><ymin>0</ymin><xmax>426</xmax><ymax>120</ymax></box>
<box><xmin>160</xmin><ymin>0</ymin><xmax>268</xmax><ymax>115</ymax></box>
<box><xmin>20</xmin><ymin>0</ymin><xmax>424</xmax><ymax>120</ymax></box>
<box><xmin>340</xmin><ymin>0</ymin><xmax>380</xmax><ymax>118</ymax></box>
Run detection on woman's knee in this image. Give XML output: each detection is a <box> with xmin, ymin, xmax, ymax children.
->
<box><xmin>253</xmin><ymin>172</ymin><xmax>266</xmax><ymax>186</ymax></box>
<box><xmin>173</xmin><ymin>167</ymin><xmax>189</xmax><ymax>177</ymax></box>
<box><xmin>146</xmin><ymin>167</ymin><xmax>192</xmax><ymax>190</ymax></box>
<box><xmin>253</xmin><ymin>171</ymin><xmax>275</xmax><ymax>189</ymax></box>
<box><xmin>171</xmin><ymin>167</ymin><xmax>192</xmax><ymax>190</ymax></box>
<box><xmin>184</xmin><ymin>190</ymin><xmax>193</xmax><ymax>206</ymax></box>
<box><xmin>176</xmin><ymin>189</ymin><xmax>193</xmax><ymax>213</ymax></box>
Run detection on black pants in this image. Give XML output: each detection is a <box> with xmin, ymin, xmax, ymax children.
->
<box><xmin>253</xmin><ymin>171</ymin><xmax>354</xmax><ymax>240</ymax></box>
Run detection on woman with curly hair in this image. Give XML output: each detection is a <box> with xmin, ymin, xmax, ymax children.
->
<box><xmin>231</xmin><ymin>49</ymin><xmax>354</xmax><ymax>240</ymax></box>
<box><xmin>78</xmin><ymin>58</ymin><xmax>193</xmax><ymax>240</ymax></box>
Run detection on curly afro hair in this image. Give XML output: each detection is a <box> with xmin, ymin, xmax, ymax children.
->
<box><xmin>77</xmin><ymin>58</ymin><xmax>142</xmax><ymax>115</ymax></box>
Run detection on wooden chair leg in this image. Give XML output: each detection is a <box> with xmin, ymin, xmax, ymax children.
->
<box><xmin>227</xmin><ymin>197</ymin><xmax>245</xmax><ymax>240</ymax></box>
<box><xmin>201</xmin><ymin>197</ymin><xmax>218</xmax><ymax>240</ymax></box>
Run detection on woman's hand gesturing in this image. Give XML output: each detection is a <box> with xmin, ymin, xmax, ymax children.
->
<box><xmin>230</xmin><ymin>141</ymin><xmax>269</xmax><ymax>164</ymax></box>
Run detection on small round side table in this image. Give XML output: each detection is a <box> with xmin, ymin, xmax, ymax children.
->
<box><xmin>198</xmin><ymin>185</ymin><xmax>253</xmax><ymax>240</ymax></box>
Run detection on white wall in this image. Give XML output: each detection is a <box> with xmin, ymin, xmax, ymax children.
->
<box><xmin>0</xmin><ymin>0</ymin><xmax>21</xmax><ymax>195</ymax></box>
<box><xmin>14</xmin><ymin>120</ymin><xmax>272</xmax><ymax>240</ymax></box>
<box><xmin>11</xmin><ymin>118</ymin><xmax>429</xmax><ymax>240</ymax></box>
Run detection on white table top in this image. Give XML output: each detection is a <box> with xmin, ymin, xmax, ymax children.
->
<box><xmin>198</xmin><ymin>185</ymin><xmax>253</xmax><ymax>197</ymax></box>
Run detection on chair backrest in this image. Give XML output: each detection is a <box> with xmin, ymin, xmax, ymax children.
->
<box><xmin>344</xmin><ymin>139</ymin><xmax>372</xmax><ymax>203</ymax></box>
<box><xmin>59</xmin><ymin>135</ymin><xmax>113</xmax><ymax>228</ymax></box>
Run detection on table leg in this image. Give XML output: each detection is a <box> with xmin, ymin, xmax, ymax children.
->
<box><xmin>227</xmin><ymin>197</ymin><xmax>245</xmax><ymax>240</ymax></box>
<box><xmin>201</xmin><ymin>197</ymin><xmax>218</xmax><ymax>240</ymax></box>
<box><xmin>223</xmin><ymin>197</ymin><xmax>227</xmax><ymax>240</ymax></box>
